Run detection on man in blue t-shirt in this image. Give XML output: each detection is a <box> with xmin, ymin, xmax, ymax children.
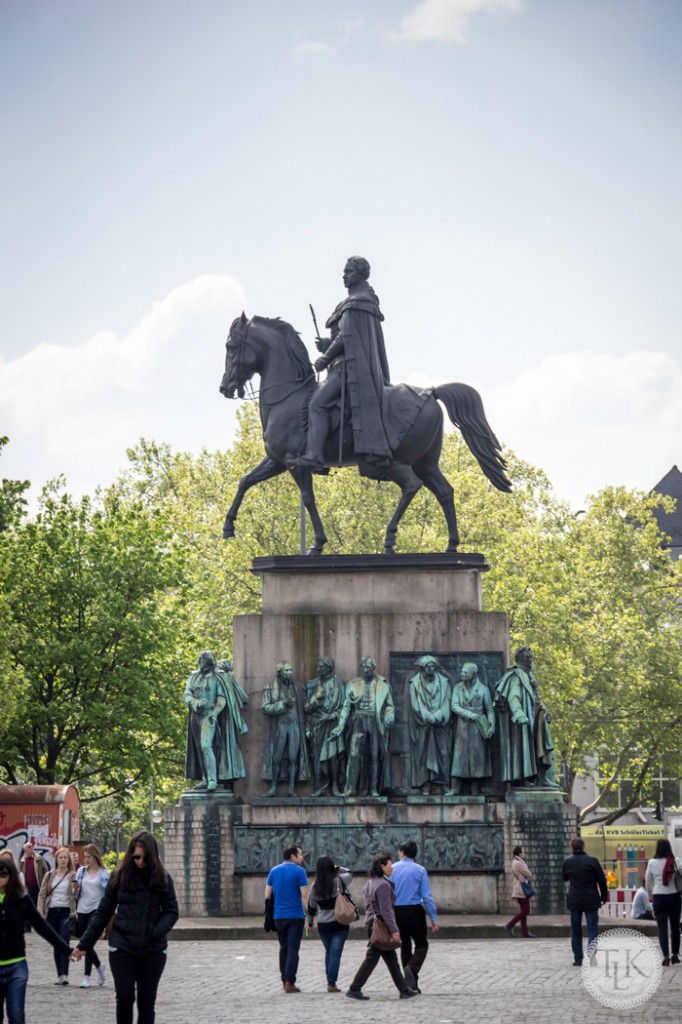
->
<box><xmin>265</xmin><ymin>844</ymin><xmax>309</xmax><ymax>992</ymax></box>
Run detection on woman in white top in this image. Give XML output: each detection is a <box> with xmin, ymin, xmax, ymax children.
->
<box><xmin>37</xmin><ymin>845</ymin><xmax>77</xmax><ymax>984</ymax></box>
<box><xmin>74</xmin><ymin>843</ymin><xmax>110</xmax><ymax>988</ymax></box>
<box><xmin>645</xmin><ymin>838</ymin><xmax>682</xmax><ymax>966</ymax></box>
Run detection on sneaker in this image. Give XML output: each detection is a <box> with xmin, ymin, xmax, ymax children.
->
<box><xmin>671</xmin><ymin>955</ymin><xmax>681</xmax><ymax>965</ymax></box>
<box><xmin>523</xmin><ymin>932</ymin><xmax>538</xmax><ymax>938</ymax></box>
<box><xmin>662</xmin><ymin>958</ymin><xmax>671</xmax><ymax>966</ymax></box>
<box><xmin>400</xmin><ymin>988</ymin><xmax>419</xmax><ymax>999</ymax></box>
<box><xmin>54</xmin><ymin>978</ymin><xmax>64</xmax><ymax>985</ymax></box>
<box><xmin>97</xmin><ymin>964</ymin><xmax>106</xmax><ymax>986</ymax></box>
<box><xmin>504</xmin><ymin>925</ymin><xmax>514</xmax><ymax>937</ymax></box>
<box><xmin>80</xmin><ymin>976</ymin><xmax>92</xmax><ymax>988</ymax></box>
<box><xmin>61</xmin><ymin>978</ymin><xmax>69</xmax><ymax>986</ymax></box>
<box><xmin>346</xmin><ymin>990</ymin><xmax>370</xmax><ymax>1000</ymax></box>
<box><xmin>404</xmin><ymin>966</ymin><xmax>418</xmax><ymax>991</ymax></box>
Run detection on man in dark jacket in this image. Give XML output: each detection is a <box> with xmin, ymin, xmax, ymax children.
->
<box><xmin>562</xmin><ymin>836</ymin><xmax>608</xmax><ymax>965</ymax></box>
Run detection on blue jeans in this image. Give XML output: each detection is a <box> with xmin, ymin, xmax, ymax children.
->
<box><xmin>46</xmin><ymin>906</ymin><xmax>71</xmax><ymax>978</ymax></box>
<box><xmin>275</xmin><ymin>918</ymin><xmax>305</xmax><ymax>985</ymax></box>
<box><xmin>0</xmin><ymin>959</ymin><xmax>29</xmax><ymax>1024</ymax></box>
<box><xmin>318</xmin><ymin>926</ymin><xmax>349</xmax><ymax>985</ymax></box>
<box><xmin>570</xmin><ymin>908</ymin><xmax>599</xmax><ymax>964</ymax></box>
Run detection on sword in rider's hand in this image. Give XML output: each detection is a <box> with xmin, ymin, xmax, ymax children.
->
<box><xmin>309</xmin><ymin>303</ymin><xmax>324</xmax><ymax>351</ymax></box>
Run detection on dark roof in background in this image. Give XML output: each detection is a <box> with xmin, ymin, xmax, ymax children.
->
<box><xmin>651</xmin><ymin>465</ymin><xmax>682</xmax><ymax>547</ymax></box>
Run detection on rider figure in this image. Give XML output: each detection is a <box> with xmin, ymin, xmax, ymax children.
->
<box><xmin>292</xmin><ymin>256</ymin><xmax>393</xmax><ymax>472</ymax></box>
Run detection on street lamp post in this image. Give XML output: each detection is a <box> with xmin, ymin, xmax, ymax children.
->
<box><xmin>113</xmin><ymin>814</ymin><xmax>122</xmax><ymax>859</ymax></box>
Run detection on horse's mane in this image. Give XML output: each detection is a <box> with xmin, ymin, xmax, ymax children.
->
<box><xmin>251</xmin><ymin>316</ymin><xmax>314</xmax><ymax>380</ymax></box>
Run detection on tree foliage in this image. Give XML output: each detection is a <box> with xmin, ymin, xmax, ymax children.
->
<box><xmin>118</xmin><ymin>405</ymin><xmax>682</xmax><ymax>821</ymax></box>
<box><xmin>0</xmin><ymin>483</ymin><xmax>192</xmax><ymax>791</ymax></box>
<box><xmin>2</xmin><ymin>401</ymin><xmax>679</xmax><ymax>826</ymax></box>
<box><xmin>0</xmin><ymin>437</ymin><xmax>29</xmax><ymax>532</ymax></box>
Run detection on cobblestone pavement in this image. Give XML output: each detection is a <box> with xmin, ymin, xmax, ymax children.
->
<box><xmin>23</xmin><ymin>932</ymin><xmax>679</xmax><ymax>1024</ymax></box>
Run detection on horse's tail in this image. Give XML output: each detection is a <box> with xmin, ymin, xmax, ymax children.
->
<box><xmin>433</xmin><ymin>383</ymin><xmax>512</xmax><ymax>492</ymax></box>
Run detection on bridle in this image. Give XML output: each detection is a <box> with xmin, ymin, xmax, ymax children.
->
<box><xmin>228</xmin><ymin>317</ymin><xmax>316</xmax><ymax>407</ymax></box>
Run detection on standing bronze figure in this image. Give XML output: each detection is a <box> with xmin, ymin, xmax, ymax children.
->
<box><xmin>220</xmin><ymin>257</ymin><xmax>511</xmax><ymax>555</ymax></box>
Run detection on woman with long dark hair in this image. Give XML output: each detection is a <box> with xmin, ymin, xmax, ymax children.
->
<box><xmin>37</xmin><ymin>845</ymin><xmax>77</xmax><ymax>984</ymax></box>
<box><xmin>646</xmin><ymin>838</ymin><xmax>682</xmax><ymax>966</ymax></box>
<box><xmin>71</xmin><ymin>830</ymin><xmax>178</xmax><ymax>1023</ymax></box>
<box><xmin>73</xmin><ymin>843</ymin><xmax>110</xmax><ymax>988</ymax></box>
<box><xmin>307</xmin><ymin>856</ymin><xmax>353</xmax><ymax>991</ymax></box>
<box><xmin>345</xmin><ymin>851</ymin><xmax>418</xmax><ymax>1001</ymax></box>
<box><xmin>0</xmin><ymin>857</ymin><xmax>72</xmax><ymax>1023</ymax></box>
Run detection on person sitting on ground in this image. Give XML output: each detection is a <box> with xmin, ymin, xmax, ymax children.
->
<box><xmin>631</xmin><ymin>878</ymin><xmax>654</xmax><ymax>920</ymax></box>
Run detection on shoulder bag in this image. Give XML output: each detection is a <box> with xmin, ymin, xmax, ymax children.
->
<box><xmin>521</xmin><ymin>879</ymin><xmax>536</xmax><ymax>898</ymax></box>
<box><xmin>369</xmin><ymin>892</ymin><xmax>401</xmax><ymax>951</ymax></box>
<box><xmin>334</xmin><ymin>878</ymin><xmax>359</xmax><ymax>925</ymax></box>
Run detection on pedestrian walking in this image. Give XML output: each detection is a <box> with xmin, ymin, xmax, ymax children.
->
<box><xmin>391</xmin><ymin>840</ymin><xmax>439</xmax><ymax>991</ymax></box>
<box><xmin>504</xmin><ymin>846</ymin><xmax>536</xmax><ymax>938</ymax></box>
<box><xmin>18</xmin><ymin>843</ymin><xmax>47</xmax><ymax>911</ymax></box>
<box><xmin>37</xmin><ymin>845</ymin><xmax>77</xmax><ymax>985</ymax></box>
<box><xmin>0</xmin><ymin>857</ymin><xmax>73</xmax><ymax>1024</ymax></box>
<box><xmin>346</xmin><ymin>851</ymin><xmax>418</xmax><ymax>1001</ymax></box>
<box><xmin>562</xmin><ymin>836</ymin><xmax>608</xmax><ymax>966</ymax></box>
<box><xmin>265</xmin><ymin>844</ymin><xmax>309</xmax><ymax>993</ymax></box>
<box><xmin>645</xmin><ymin>838</ymin><xmax>682</xmax><ymax>966</ymax></box>
<box><xmin>71</xmin><ymin>830</ymin><xmax>178</xmax><ymax>1024</ymax></box>
<box><xmin>73</xmin><ymin>843</ymin><xmax>109</xmax><ymax>988</ymax></box>
<box><xmin>307</xmin><ymin>856</ymin><xmax>353</xmax><ymax>992</ymax></box>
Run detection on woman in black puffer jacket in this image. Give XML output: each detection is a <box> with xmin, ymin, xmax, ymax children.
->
<box><xmin>72</xmin><ymin>830</ymin><xmax>178</xmax><ymax>1024</ymax></box>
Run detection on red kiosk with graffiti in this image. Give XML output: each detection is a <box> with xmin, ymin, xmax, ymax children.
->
<box><xmin>0</xmin><ymin>785</ymin><xmax>80</xmax><ymax>867</ymax></box>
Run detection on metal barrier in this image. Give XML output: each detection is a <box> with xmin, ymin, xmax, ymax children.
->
<box><xmin>599</xmin><ymin>888</ymin><xmax>635</xmax><ymax>918</ymax></box>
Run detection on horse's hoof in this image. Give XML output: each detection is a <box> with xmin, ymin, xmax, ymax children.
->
<box><xmin>307</xmin><ymin>547</ymin><xmax>323</xmax><ymax>557</ymax></box>
<box><xmin>223</xmin><ymin>527</ymin><xmax>235</xmax><ymax>540</ymax></box>
<box><xmin>382</xmin><ymin>546</ymin><xmax>395</xmax><ymax>555</ymax></box>
<box><xmin>446</xmin><ymin>543</ymin><xmax>459</xmax><ymax>553</ymax></box>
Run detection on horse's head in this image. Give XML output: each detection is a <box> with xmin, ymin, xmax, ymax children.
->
<box><xmin>220</xmin><ymin>312</ymin><xmax>257</xmax><ymax>399</ymax></box>
<box><xmin>220</xmin><ymin>313</ymin><xmax>314</xmax><ymax>401</ymax></box>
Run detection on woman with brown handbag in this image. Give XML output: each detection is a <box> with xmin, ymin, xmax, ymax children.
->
<box><xmin>307</xmin><ymin>856</ymin><xmax>354</xmax><ymax>992</ymax></box>
<box><xmin>345</xmin><ymin>851</ymin><xmax>418</xmax><ymax>1001</ymax></box>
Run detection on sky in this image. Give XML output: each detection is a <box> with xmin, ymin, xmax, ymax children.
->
<box><xmin>1</xmin><ymin>0</ymin><xmax>680</xmax><ymax>513</ymax></box>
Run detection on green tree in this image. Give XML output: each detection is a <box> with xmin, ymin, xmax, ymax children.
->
<box><xmin>0</xmin><ymin>437</ymin><xmax>29</xmax><ymax>531</ymax></box>
<box><xmin>116</xmin><ymin>408</ymin><xmax>682</xmax><ymax>821</ymax></box>
<box><xmin>0</xmin><ymin>482</ymin><xmax>192</xmax><ymax>791</ymax></box>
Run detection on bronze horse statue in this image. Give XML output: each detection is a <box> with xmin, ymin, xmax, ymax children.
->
<box><xmin>220</xmin><ymin>313</ymin><xmax>511</xmax><ymax>554</ymax></box>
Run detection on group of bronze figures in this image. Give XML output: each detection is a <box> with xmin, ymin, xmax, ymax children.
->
<box><xmin>183</xmin><ymin>646</ymin><xmax>559</xmax><ymax>798</ymax></box>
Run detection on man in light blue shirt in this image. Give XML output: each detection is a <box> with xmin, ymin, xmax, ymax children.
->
<box><xmin>391</xmin><ymin>840</ymin><xmax>439</xmax><ymax>992</ymax></box>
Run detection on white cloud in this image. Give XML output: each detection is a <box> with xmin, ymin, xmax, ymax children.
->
<box><xmin>407</xmin><ymin>350</ymin><xmax>681</xmax><ymax>508</ymax></box>
<box><xmin>0</xmin><ymin>275</ymin><xmax>248</xmax><ymax>500</ymax></box>
<box><xmin>394</xmin><ymin>0</ymin><xmax>525</xmax><ymax>44</ymax></box>
<box><xmin>485</xmin><ymin>350</ymin><xmax>682</xmax><ymax>507</ymax></box>
<box><xmin>292</xmin><ymin>39</ymin><xmax>330</xmax><ymax>57</ymax></box>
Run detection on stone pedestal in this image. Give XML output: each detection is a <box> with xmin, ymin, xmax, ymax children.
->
<box><xmin>165</xmin><ymin>553</ymin><xmax>577</xmax><ymax>916</ymax></box>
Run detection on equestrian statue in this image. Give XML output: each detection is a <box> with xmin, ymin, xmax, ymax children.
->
<box><xmin>219</xmin><ymin>256</ymin><xmax>511</xmax><ymax>555</ymax></box>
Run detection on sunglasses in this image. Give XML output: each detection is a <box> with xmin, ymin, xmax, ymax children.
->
<box><xmin>0</xmin><ymin>868</ymin><xmax>9</xmax><ymax>876</ymax></box>
<box><xmin>132</xmin><ymin>854</ymin><xmax>144</xmax><ymax>861</ymax></box>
